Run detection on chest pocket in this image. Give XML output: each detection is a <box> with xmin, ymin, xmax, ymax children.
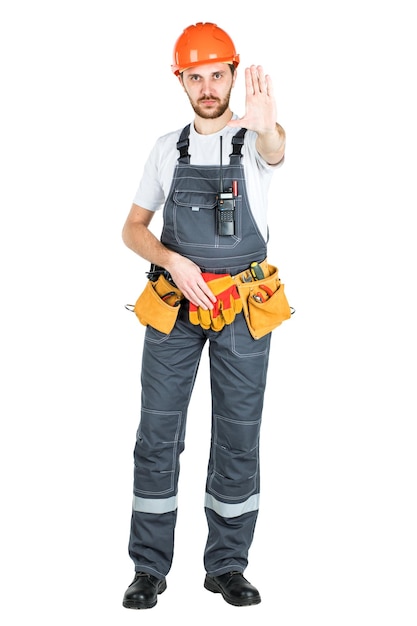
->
<box><xmin>171</xmin><ymin>189</ymin><xmax>242</xmax><ymax>249</ymax></box>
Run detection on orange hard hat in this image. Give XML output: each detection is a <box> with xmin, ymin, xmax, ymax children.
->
<box><xmin>171</xmin><ymin>22</ymin><xmax>240</xmax><ymax>76</ymax></box>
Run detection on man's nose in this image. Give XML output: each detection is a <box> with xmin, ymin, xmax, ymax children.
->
<box><xmin>200</xmin><ymin>78</ymin><xmax>212</xmax><ymax>93</ymax></box>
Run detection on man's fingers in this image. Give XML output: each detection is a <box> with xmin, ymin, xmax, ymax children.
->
<box><xmin>246</xmin><ymin>65</ymin><xmax>269</xmax><ymax>95</ymax></box>
<box><xmin>182</xmin><ymin>278</ymin><xmax>216</xmax><ymax>310</ymax></box>
<box><xmin>244</xmin><ymin>66</ymin><xmax>258</xmax><ymax>94</ymax></box>
<box><xmin>195</xmin><ymin>280</ymin><xmax>216</xmax><ymax>308</ymax></box>
<box><xmin>245</xmin><ymin>66</ymin><xmax>255</xmax><ymax>95</ymax></box>
<box><xmin>265</xmin><ymin>74</ymin><xmax>273</xmax><ymax>97</ymax></box>
<box><xmin>255</xmin><ymin>65</ymin><xmax>266</xmax><ymax>92</ymax></box>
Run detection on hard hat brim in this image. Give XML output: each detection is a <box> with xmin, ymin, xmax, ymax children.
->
<box><xmin>171</xmin><ymin>56</ymin><xmax>240</xmax><ymax>76</ymax></box>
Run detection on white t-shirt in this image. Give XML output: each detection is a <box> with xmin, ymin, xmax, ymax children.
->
<box><xmin>133</xmin><ymin>116</ymin><xmax>282</xmax><ymax>240</ymax></box>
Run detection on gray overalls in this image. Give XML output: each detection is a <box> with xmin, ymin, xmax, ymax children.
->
<box><xmin>128</xmin><ymin>125</ymin><xmax>272</xmax><ymax>578</ymax></box>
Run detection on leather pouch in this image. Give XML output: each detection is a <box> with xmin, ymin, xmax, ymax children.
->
<box><xmin>234</xmin><ymin>261</ymin><xmax>292</xmax><ymax>340</ymax></box>
<box><xmin>130</xmin><ymin>275</ymin><xmax>183</xmax><ymax>335</ymax></box>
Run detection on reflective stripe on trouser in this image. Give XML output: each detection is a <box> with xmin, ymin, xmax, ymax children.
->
<box><xmin>128</xmin><ymin>304</ymin><xmax>271</xmax><ymax>577</ymax></box>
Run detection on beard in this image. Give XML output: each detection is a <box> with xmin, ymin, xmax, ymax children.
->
<box><xmin>187</xmin><ymin>87</ymin><xmax>232</xmax><ymax>119</ymax></box>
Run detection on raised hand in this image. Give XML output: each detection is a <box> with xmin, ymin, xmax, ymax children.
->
<box><xmin>227</xmin><ymin>65</ymin><xmax>277</xmax><ymax>134</ymax></box>
<box><xmin>228</xmin><ymin>65</ymin><xmax>285</xmax><ymax>165</ymax></box>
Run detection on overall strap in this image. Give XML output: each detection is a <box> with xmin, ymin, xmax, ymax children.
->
<box><xmin>229</xmin><ymin>128</ymin><xmax>247</xmax><ymax>164</ymax></box>
<box><xmin>176</xmin><ymin>125</ymin><xmax>247</xmax><ymax>164</ymax></box>
<box><xmin>176</xmin><ymin>124</ymin><xmax>191</xmax><ymax>163</ymax></box>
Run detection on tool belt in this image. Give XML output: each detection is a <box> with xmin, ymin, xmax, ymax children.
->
<box><xmin>126</xmin><ymin>273</ymin><xmax>184</xmax><ymax>335</ymax></box>
<box><xmin>233</xmin><ymin>258</ymin><xmax>292</xmax><ymax>340</ymax></box>
<box><xmin>126</xmin><ymin>259</ymin><xmax>292</xmax><ymax>338</ymax></box>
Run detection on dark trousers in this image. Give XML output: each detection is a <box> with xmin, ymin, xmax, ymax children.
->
<box><xmin>128</xmin><ymin>304</ymin><xmax>271</xmax><ymax>578</ymax></box>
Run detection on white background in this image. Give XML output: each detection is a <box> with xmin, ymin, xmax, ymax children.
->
<box><xmin>1</xmin><ymin>1</ymin><xmax>416</xmax><ymax>624</ymax></box>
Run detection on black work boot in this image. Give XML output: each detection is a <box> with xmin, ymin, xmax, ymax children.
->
<box><xmin>204</xmin><ymin>571</ymin><xmax>261</xmax><ymax>606</ymax></box>
<box><xmin>123</xmin><ymin>572</ymin><xmax>167</xmax><ymax>609</ymax></box>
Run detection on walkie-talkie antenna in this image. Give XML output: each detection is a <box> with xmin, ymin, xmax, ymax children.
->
<box><xmin>219</xmin><ymin>135</ymin><xmax>224</xmax><ymax>192</ymax></box>
<box><xmin>217</xmin><ymin>135</ymin><xmax>235</xmax><ymax>236</ymax></box>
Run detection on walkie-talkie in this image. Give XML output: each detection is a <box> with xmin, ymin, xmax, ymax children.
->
<box><xmin>217</xmin><ymin>136</ymin><xmax>235</xmax><ymax>236</ymax></box>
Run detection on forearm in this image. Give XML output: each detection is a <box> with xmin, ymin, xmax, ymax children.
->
<box><xmin>122</xmin><ymin>217</ymin><xmax>216</xmax><ymax>307</ymax></box>
<box><xmin>122</xmin><ymin>220</ymin><xmax>180</xmax><ymax>269</ymax></box>
<box><xmin>256</xmin><ymin>122</ymin><xmax>286</xmax><ymax>165</ymax></box>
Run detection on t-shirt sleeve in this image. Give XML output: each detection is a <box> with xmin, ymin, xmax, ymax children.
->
<box><xmin>132</xmin><ymin>142</ymin><xmax>166</xmax><ymax>211</ymax></box>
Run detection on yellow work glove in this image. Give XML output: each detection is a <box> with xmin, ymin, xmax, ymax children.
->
<box><xmin>189</xmin><ymin>273</ymin><xmax>242</xmax><ymax>331</ymax></box>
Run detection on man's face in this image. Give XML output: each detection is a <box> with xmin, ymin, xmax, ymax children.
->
<box><xmin>180</xmin><ymin>63</ymin><xmax>236</xmax><ymax>119</ymax></box>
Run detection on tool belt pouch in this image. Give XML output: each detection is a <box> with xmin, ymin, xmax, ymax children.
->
<box><xmin>234</xmin><ymin>262</ymin><xmax>292</xmax><ymax>340</ymax></box>
<box><xmin>133</xmin><ymin>275</ymin><xmax>183</xmax><ymax>335</ymax></box>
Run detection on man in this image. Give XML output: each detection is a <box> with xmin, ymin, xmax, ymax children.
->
<box><xmin>122</xmin><ymin>22</ymin><xmax>286</xmax><ymax>609</ymax></box>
